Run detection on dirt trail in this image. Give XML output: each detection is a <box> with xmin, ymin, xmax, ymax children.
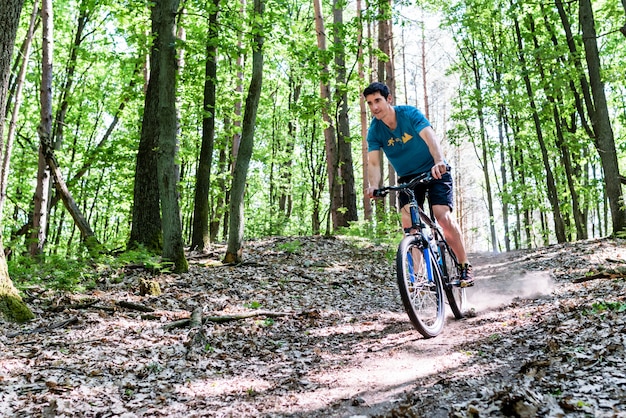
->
<box><xmin>1</xmin><ymin>237</ymin><xmax>625</xmax><ymax>417</ymax></box>
<box><xmin>306</xmin><ymin>250</ymin><xmax>560</xmax><ymax>418</ymax></box>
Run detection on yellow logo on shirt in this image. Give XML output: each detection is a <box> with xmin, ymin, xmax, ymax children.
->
<box><xmin>387</xmin><ymin>133</ymin><xmax>413</xmax><ymax>147</ymax></box>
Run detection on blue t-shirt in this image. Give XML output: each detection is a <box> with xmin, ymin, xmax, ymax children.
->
<box><xmin>367</xmin><ymin>106</ymin><xmax>433</xmax><ymax>177</ymax></box>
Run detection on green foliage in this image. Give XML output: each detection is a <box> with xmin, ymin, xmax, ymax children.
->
<box><xmin>276</xmin><ymin>240</ymin><xmax>302</xmax><ymax>254</ymax></box>
<box><xmin>145</xmin><ymin>362</ymin><xmax>163</xmax><ymax>374</ymax></box>
<box><xmin>338</xmin><ymin>219</ymin><xmax>403</xmax><ymax>262</ymax></box>
<box><xmin>4</xmin><ymin>0</ymin><xmax>625</xmax><ymax>264</ymax></box>
<box><xmin>245</xmin><ymin>300</ymin><xmax>262</xmax><ymax>309</ymax></box>
<box><xmin>585</xmin><ymin>300</ymin><xmax>626</xmax><ymax>315</ymax></box>
<box><xmin>8</xmin><ymin>254</ymin><xmax>98</xmax><ymax>292</ymax></box>
<box><xmin>257</xmin><ymin>317</ymin><xmax>274</xmax><ymax>327</ymax></box>
<box><xmin>614</xmin><ymin>229</ymin><xmax>626</xmax><ymax>240</ymax></box>
<box><xmin>339</xmin><ymin>216</ymin><xmax>403</xmax><ymax>244</ymax></box>
<box><xmin>8</xmin><ymin>246</ymin><xmax>165</xmax><ymax>292</ymax></box>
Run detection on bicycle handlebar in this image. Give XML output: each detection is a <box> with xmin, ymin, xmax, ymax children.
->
<box><xmin>373</xmin><ymin>166</ymin><xmax>450</xmax><ymax>198</ymax></box>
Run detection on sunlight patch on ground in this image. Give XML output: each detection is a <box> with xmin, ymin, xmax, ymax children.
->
<box><xmin>286</xmin><ymin>344</ymin><xmax>472</xmax><ymax>414</ymax></box>
<box><xmin>307</xmin><ymin>320</ymin><xmax>384</xmax><ymax>338</ymax></box>
<box><xmin>177</xmin><ymin>376</ymin><xmax>272</xmax><ymax>398</ymax></box>
<box><xmin>0</xmin><ymin>358</ymin><xmax>25</xmax><ymax>380</ymax></box>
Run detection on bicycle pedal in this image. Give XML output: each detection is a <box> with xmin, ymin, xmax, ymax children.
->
<box><xmin>459</xmin><ymin>280</ymin><xmax>475</xmax><ymax>288</ymax></box>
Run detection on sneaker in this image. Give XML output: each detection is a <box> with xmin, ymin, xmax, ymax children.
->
<box><xmin>459</xmin><ymin>263</ymin><xmax>475</xmax><ymax>287</ymax></box>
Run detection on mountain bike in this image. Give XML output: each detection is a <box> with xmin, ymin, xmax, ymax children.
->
<box><xmin>374</xmin><ymin>170</ymin><xmax>468</xmax><ymax>338</ymax></box>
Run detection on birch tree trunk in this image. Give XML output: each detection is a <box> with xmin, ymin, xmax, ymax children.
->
<box><xmin>30</xmin><ymin>0</ymin><xmax>53</xmax><ymax>256</ymax></box>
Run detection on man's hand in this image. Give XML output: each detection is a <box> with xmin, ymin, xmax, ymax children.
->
<box><xmin>431</xmin><ymin>162</ymin><xmax>448</xmax><ymax>179</ymax></box>
<box><xmin>365</xmin><ymin>186</ymin><xmax>379</xmax><ymax>199</ymax></box>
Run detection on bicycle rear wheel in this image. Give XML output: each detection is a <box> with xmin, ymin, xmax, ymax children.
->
<box><xmin>439</xmin><ymin>241</ymin><xmax>466</xmax><ymax>319</ymax></box>
<box><xmin>396</xmin><ymin>236</ymin><xmax>445</xmax><ymax>338</ymax></box>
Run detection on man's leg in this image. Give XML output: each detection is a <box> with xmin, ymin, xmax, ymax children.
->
<box><xmin>432</xmin><ymin>205</ymin><xmax>467</xmax><ymax>262</ymax></box>
<box><xmin>432</xmin><ymin>204</ymin><xmax>474</xmax><ymax>286</ymax></box>
<box><xmin>400</xmin><ymin>204</ymin><xmax>412</xmax><ymax>230</ymax></box>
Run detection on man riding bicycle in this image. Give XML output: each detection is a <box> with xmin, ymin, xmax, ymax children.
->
<box><xmin>363</xmin><ymin>82</ymin><xmax>474</xmax><ymax>287</ymax></box>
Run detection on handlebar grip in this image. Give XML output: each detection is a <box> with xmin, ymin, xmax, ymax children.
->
<box><xmin>373</xmin><ymin>189</ymin><xmax>383</xmax><ymax>197</ymax></box>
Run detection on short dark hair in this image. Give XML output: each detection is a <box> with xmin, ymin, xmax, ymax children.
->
<box><xmin>363</xmin><ymin>82</ymin><xmax>390</xmax><ymax>99</ymax></box>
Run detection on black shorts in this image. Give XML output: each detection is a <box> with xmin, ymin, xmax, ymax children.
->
<box><xmin>397</xmin><ymin>171</ymin><xmax>454</xmax><ymax>211</ymax></box>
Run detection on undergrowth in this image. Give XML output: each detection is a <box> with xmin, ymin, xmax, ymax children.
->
<box><xmin>338</xmin><ymin>217</ymin><xmax>403</xmax><ymax>262</ymax></box>
<box><xmin>8</xmin><ymin>218</ymin><xmax>402</xmax><ymax>293</ymax></box>
<box><xmin>8</xmin><ymin>246</ymin><xmax>163</xmax><ymax>293</ymax></box>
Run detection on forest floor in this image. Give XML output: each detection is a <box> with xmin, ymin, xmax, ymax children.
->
<box><xmin>1</xmin><ymin>235</ymin><xmax>626</xmax><ymax>417</ymax></box>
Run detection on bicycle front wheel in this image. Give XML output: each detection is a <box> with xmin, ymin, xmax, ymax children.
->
<box><xmin>396</xmin><ymin>236</ymin><xmax>445</xmax><ymax>338</ymax></box>
<box><xmin>439</xmin><ymin>241</ymin><xmax>466</xmax><ymax>319</ymax></box>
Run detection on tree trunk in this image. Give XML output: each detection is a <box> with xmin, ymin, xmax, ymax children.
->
<box><xmin>52</xmin><ymin>2</ymin><xmax>88</xmax><ymax>151</ymax></box>
<box><xmin>513</xmin><ymin>16</ymin><xmax>567</xmax><ymax>243</ymax></box>
<box><xmin>155</xmin><ymin>0</ymin><xmax>188</xmax><ymax>273</ymax></box>
<box><xmin>38</xmin><ymin>140</ymin><xmax>101</xmax><ymax>254</ymax></box>
<box><xmin>30</xmin><ymin>0</ymin><xmax>53</xmax><ymax>256</ymax></box>
<box><xmin>0</xmin><ymin>0</ymin><xmax>34</xmax><ymax>322</ymax></box>
<box><xmin>487</xmin><ymin>24</ymin><xmax>511</xmax><ymax>252</ymax></box>
<box><xmin>191</xmin><ymin>0</ymin><xmax>219</xmax><ymax>252</ymax></box>
<box><xmin>464</xmin><ymin>45</ymin><xmax>498</xmax><ymax>251</ymax></box>
<box><xmin>333</xmin><ymin>0</ymin><xmax>357</xmax><ymax>225</ymax></box>
<box><xmin>357</xmin><ymin>0</ymin><xmax>372</xmax><ymax>221</ymax></box>
<box><xmin>539</xmin><ymin>8</ymin><xmax>587</xmax><ymax>239</ymax></box>
<box><xmin>0</xmin><ymin>244</ymin><xmax>34</xmax><ymax>322</ymax></box>
<box><xmin>621</xmin><ymin>0</ymin><xmax>626</xmax><ymax>37</ymax></box>
<box><xmin>224</xmin><ymin>0</ymin><xmax>264</xmax><ymax>263</ymax></box>
<box><xmin>210</xmin><ymin>131</ymin><xmax>228</xmax><ymax>242</ymax></box>
<box><xmin>231</xmin><ymin>0</ymin><xmax>245</xmax><ymax>166</ymax></box>
<box><xmin>378</xmin><ymin>3</ymin><xmax>396</xmax><ymax>213</ymax></box>
<box><xmin>0</xmin><ymin>0</ymin><xmax>37</xmax><ymax>217</ymax></box>
<box><xmin>277</xmin><ymin>80</ymin><xmax>299</xmax><ymax>218</ymax></box>
<box><xmin>579</xmin><ymin>0</ymin><xmax>626</xmax><ymax>234</ymax></box>
<box><xmin>497</xmin><ymin>102</ymin><xmax>511</xmax><ymax>252</ymax></box>
<box><xmin>222</xmin><ymin>0</ymin><xmax>246</xmax><ymax>241</ymax></box>
<box><xmin>33</xmin><ymin>1</ymin><xmax>101</xmax><ymax>255</ymax></box>
<box><xmin>312</xmin><ymin>0</ymin><xmax>341</xmax><ymax>231</ymax></box>
<box><xmin>128</xmin><ymin>5</ymin><xmax>163</xmax><ymax>253</ymax></box>
<box><xmin>420</xmin><ymin>21</ymin><xmax>429</xmax><ymax>120</ymax></box>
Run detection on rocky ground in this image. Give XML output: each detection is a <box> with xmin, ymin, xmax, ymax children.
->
<box><xmin>1</xmin><ymin>236</ymin><xmax>625</xmax><ymax>417</ymax></box>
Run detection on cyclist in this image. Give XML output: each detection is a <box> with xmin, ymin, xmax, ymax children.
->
<box><xmin>363</xmin><ymin>82</ymin><xmax>474</xmax><ymax>287</ymax></box>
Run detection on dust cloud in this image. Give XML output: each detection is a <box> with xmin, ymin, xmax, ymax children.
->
<box><xmin>466</xmin><ymin>271</ymin><xmax>555</xmax><ymax>312</ymax></box>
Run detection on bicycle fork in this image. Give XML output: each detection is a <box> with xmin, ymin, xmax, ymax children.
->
<box><xmin>406</xmin><ymin>239</ymin><xmax>435</xmax><ymax>287</ymax></box>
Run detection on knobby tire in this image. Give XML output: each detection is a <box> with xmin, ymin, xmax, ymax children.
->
<box><xmin>396</xmin><ymin>235</ymin><xmax>445</xmax><ymax>338</ymax></box>
<box><xmin>439</xmin><ymin>240</ymin><xmax>466</xmax><ymax>319</ymax></box>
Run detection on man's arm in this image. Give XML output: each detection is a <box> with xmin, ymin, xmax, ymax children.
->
<box><xmin>419</xmin><ymin>126</ymin><xmax>448</xmax><ymax>179</ymax></box>
<box><xmin>365</xmin><ymin>150</ymin><xmax>382</xmax><ymax>199</ymax></box>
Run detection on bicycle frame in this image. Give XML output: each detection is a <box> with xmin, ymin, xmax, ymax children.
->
<box><xmin>374</xmin><ymin>170</ymin><xmax>466</xmax><ymax>337</ymax></box>
<box><xmin>395</xmin><ymin>177</ymin><xmax>441</xmax><ymax>270</ymax></box>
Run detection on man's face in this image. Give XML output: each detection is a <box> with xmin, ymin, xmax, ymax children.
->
<box><xmin>365</xmin><ymin>91</ymin><xmax>392</xmax><ymax>120</ymax></box>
